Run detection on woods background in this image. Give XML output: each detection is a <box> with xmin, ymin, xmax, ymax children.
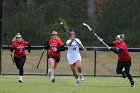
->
<box><xmin>2</xmin><ymin>0</ymin><xmax>140</xmax><ymax>47</ymax></box>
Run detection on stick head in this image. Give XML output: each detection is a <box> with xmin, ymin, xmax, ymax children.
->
<box><xmin>60</xmin><ymin>22</ymin><xmax>63</xmax><ymax>25</ymax></box>
<box><xmin>83</xmin><ymin>23</ymin><xmax>92</xmax><ymax>31</ymax></box>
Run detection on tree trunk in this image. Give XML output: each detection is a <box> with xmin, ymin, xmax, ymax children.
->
<box><xmin>87</xmin><ymin>0</ymin><xmax>96</xmax><ymax>23</ymax></box>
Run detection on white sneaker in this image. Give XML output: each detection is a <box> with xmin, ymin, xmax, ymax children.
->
<box><xmin>76</xmin><ymin>80</ymin><xmax>80</xmax><ymax>86</ymax></box>
<box><xmin>79</xmin><ymin>75</ymin><xmax>84</xmax><ymax>81</ymax></box>
<box><xmin>81</xmin><ymin>75</ymin><xmax>84</xmax><ymax>81</ymax></box>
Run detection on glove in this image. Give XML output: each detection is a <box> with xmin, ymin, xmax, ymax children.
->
<box><xmin>108</xmin><ymin>47</ymin><xmax>111</xmax><ymax>50</ymax></box>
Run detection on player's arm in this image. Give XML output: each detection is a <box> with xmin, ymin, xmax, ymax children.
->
<box><xmin>57</xmin><ymin>40</ymin><xmax>65</xmax><ymax>52</ymax></box>
<box><xmin>66</xmin><ymin>39</ymin><xmax>74</xmax><ymax>46</ymax></box>
<box><xmin>76</xmin><ymin>38</ymin><xmax>86</xmax><ymax>51</ymax></box>
<box><xmin>44</xmin><ymin>41</ymin><xmax>50</xmax><ymax>50</ymax></box>
<box><xmin>27</xmin><ymin>43</ymin><xmax>31</xmax><ymax>53</ymax></box>
<box><xmin>104</xmin><ymin>41</ymin><xmax>115</xmax><ymax>46</ymax></box>
<box><xmin>9</xmin><ymin>45</ymin><xmax>15</xmax><ymax>57</ymax></box>
<box><xmin>10</xmin><ymin>47</ymin><xmax>14</xmax><ymax>52</ymax></box>
<box><xmin>110</xmin><ymin>48</ymin><xmax>123</xmax><ymax>54</ymax></box>
<box><xmin>78</xmin><ymin>42</ymin><xmax>87</xmax><ymax>51</ymax></box>
<box><xmin>10</xmin><ymin>43</ymin><xmax>15</xmax><ymax>53</ymax></box>
<box><xmin>57</xmin><ymin>45</ymin><xmax>65</xmax><ymax>52</ymax></box>
<box><xmin>98</xmin><ymin>38</ymin><xmax>115</xmax><ymax>46</ymax></box>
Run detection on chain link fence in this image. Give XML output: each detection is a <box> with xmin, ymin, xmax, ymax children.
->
<box><xmin>1</xmin><ymin>46</ymin><xmax>140</xmax><ymax>76</ymax></box>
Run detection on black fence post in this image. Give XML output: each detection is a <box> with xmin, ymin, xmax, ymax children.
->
<box><xmin>46</xmin><ymin>50</ymin><xmax>49</xmax><ymax>76</ymax></box>
<box><xmin>94</xmin><ymin>50</ymin><xmax>96</xmax><ymax>77</ymax></box>
<box><xmin>0</xmin><ymin>0</ymin><xmax>3</xmax><ymax>75</ymax></box>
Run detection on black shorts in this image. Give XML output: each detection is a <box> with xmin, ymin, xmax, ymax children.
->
<box><xmin>48</xmin><ymin>55</ymin><xmax>60</xmax><ymax>63</ymax></box>
<box><xmin>14</xmin><ymin>56</ymin><xmax>26</xmax><ymax>69</ymax></box>
<box><xmin>116</xmin><ymin>59</ymin><xmax>131</xmax><ymax>74</ymax></box>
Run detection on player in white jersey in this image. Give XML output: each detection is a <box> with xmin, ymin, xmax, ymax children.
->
<box><xmin>66</xmin><ymin>31</ymin><xmax>86</xmax><ymax>86</ymax></box>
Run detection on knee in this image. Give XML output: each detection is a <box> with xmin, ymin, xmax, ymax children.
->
<box><xmin>76</xmin><ymin>63</ymin><xmax>81</xmax><ymax>69</ymax></box>
<box><xmin>76</xmin><ymin>65</ymin><xmax>81</xmax><ymax>69</ymax></box>
<box><xmin>19</xmin><ymin>66</ymin><xmax>23</xmax><ymax>70</ymax></box>
<box><xmin>116</xmin><ymin>69</ymin><xmax>122</xmax><ymax>74</ymax></box>
<box><xmin>71</xmin><ymin>69</ymin><xmax>77</xmax><ymax>75</ymax></box>
<box><xmin>50</xmin><ymin>65</ymin><xmax>55</xmax><ymax>70</ymax></box>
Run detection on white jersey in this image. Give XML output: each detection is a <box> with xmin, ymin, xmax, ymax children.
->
<box><xmin>66</xmin><ymin>38</ymin><xmax>81</xmax><ymax>64</ymax></box>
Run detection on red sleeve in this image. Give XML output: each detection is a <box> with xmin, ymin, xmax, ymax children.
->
<box><xmin>59</xmin><ymin>40</ymin><xmax>64</xmax><ymax>47</ymax></box>
<box><xmin>113</xmin><ymin>41</ymin><xmax>117</xmax><ymax>46</ymax></box>
<box><xmin>23</xmin><ymin>41</ymin><xmax>29</xmax><ymax>46</ymax></box>
<box><xmin>119</xmin><ymin>44</ymin><xmax>126</xmax><ymax>50</ymax></box>
<box><xmin>12</xmin><ymin>42</ymin><xmax>16</xmax><ymax>49</ymax></box>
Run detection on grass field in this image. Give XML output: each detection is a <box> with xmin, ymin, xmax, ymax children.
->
<box><xmin>0</xmin><ymin>76</ymin><xmax>140</xmax><ymax>93</ymax></box>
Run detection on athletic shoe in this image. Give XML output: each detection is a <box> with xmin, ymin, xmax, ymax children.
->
<box><xmin>131</xmin><ymin>81</ymin><xmax>135</xmax><ymax>87</ymax></box>
<box><xmin>47</xmin><ymin>69</ymin><xmax>51</xmax><ymax>77</ymax></box>
<box><xmin>19</xmin><ymin>80</ymin><xmax>22</xmax><ymax>83</ymax></box>
<box><xmin>78</xmin><ymin>74</ymin><xmax>84</xmax><ymax>81</ymax></box>
<box><xmin>76</xmin><ymin>80</ymin><xmax>80</xmax><ymax>86</ymax></box>
<box><xmin>80</xmin><ymin>75</ymin><xmax>84</xmax><ymax>81</ymax></box>
<box><xmin>52</xmin><ymin>78</ymin><xmax>55</xmax><ymax>83</ymax></box>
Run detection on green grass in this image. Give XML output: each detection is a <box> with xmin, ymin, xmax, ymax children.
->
<box><xmin>0</xmin><ymin>76</ymin><xmax>140</xmax><ymax>93</ymax></box>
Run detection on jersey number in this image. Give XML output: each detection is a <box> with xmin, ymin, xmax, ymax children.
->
<box><xmin>19</xmin><ymin>48</ymin><xmax>23</xmax><ymax>52</ymax></box>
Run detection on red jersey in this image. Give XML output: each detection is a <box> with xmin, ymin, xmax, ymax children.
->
<box><xmin>113</xmin><ymin>41</ymin><xmax>131</xmax><ymax>61</ymax></box>
<box><xmin>49</xmin><ymin>39</ymin><xmax>64</xmax><ymax>58</ymax></box>
<box><xmin>12</xmin><ymin>40</ymin><xmax>29</xmax><ymax>58</ymax></box>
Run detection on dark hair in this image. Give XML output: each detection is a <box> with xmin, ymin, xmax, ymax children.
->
<box><xmin>68</xmin><ymin>28</ymin><xmax>74</xmax><ymax>33</ymax></box>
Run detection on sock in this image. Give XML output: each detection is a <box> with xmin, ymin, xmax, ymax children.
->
<box><xmin>79</xmin><ymin>73</ymin><xmax>82</xmax><ymax>76</ymax></box>
<box><xmin>77</xmin><ymin>78</ymin><xmax>80</xmax><ymax>81</ymax></box>
<box><xmin>20</xmin><ymin>76</ymin><xmax>23</xmax><ymax>81</ymax></box>
<box><xmin>51</xmin><ymin>75</ymin><xmax>54</xmax><ymax>79</ymax></box>
<box><xmin>48</xmin><ymin>69</ymin><xmax>50</xmax><ymax>72</ymax></box>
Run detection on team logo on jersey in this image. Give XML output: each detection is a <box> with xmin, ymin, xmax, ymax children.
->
<box><xmin>71</xmin><ymin>42</ymin><xmax>78</xmax><ymax>51</ymax></box>
<box><xmin>50</xmin><ymin>43</ymin><xmax>57</xmax><ymax>47</ymax></box>
<box><xmin>17</xmin><ymin>45</ymin><xmax>25</xmax><ymax>52</ymax></box>
<box><xmin>72</xmin><ymin>45</ymin><xmax>77</xmax><ymax>51</ymax></box>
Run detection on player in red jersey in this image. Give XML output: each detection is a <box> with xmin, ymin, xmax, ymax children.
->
<box><xmin>10</xmin><ymin>33</ymin><xmax>31</xmax><ymax>83</ymax></box>
<box><xmin>45</xmin><ymin>31</ymin><xmax>65</xmax><ymax>83</ymax></box>
<box><xmin>99</xmin><ymin>34</ymin><xmax>135</xmax><ymax>87</ymax></box>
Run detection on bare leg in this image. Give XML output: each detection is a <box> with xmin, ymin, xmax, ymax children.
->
<box><xmin>75</xmin><ymin>60</ymin><xmax>84</xmax><ymax>81</ymax></box>
<box><xmin>75</xmin><ymin>60</ymin><xmax>82</xmax><ymax>73</ymax></box>
<box><xmin>70</xmin><ymin>63</ymin><xmax>78</xmax><ymax>79</ymax></box>
<box><xmin>48</xmin><ymin>58</ymin><xmax>58</xmax><ymax>83</ymax></box>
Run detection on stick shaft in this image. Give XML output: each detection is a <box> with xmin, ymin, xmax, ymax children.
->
<box><xmin>37</xmin><ymin>49</ymin><xmax>45</xmax><ymax>68</ymax></box>
<box><xmin>83</xmin><ymin>23</ymin><xmax>110</xmax><ymax>49</ymax></box>
<box><xmin>74</xmin><ymin>38</ymin><xmax>87</xmax><ymax>50</ymax></box>
<box><xmin>60</xmin><ymin>24</ymin><xmax>86</xmax><ymax>50</ymax></box>
<box><xmin>92</xmin><ymin>31</ymin><xmax>110</xmax><ymax>48</ymax></box>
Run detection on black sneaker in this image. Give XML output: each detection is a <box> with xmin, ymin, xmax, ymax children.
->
<box><xmin>52</xmin><ymin>78</ymin><xmax>55</xmax><ymax>83</ymax></box>
<box><xmin>131</xmin><ymin>81</ymin><xmax>135</xmax><ymax>87</ymax></box>
<box><xmin>19</xmin><ymin>80</ymin><xmax>22</xmax><ymax>83</ymax></box>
